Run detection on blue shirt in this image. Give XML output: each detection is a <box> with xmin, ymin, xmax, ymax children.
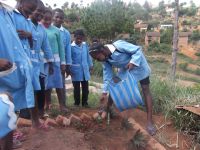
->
<box><xmin>59</xmin><ymin>26</ymin><xmax>72</xmax><ymax>65</ymax></box>
<box><xmin>70</xmin><ymin>42</ymin><xmax>93</xmax><ymax>81</ymax></box>
<box><xmin>0</xmin><ymin>8</ymin><xmax>34</xmax><ymax>110</ymax></box>
<box><xmin>12</xmin><ymin>9</ymin><xmax>33</xmax><ymax>57</ymax></box>
<box><xmin>103</xmin><ymin>40</ymin><xmax>151</xmax><ymax>93</ymax></box>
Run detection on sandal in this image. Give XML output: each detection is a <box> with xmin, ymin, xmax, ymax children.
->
<box><xmin>146</xmin><ymin>125</ymin><xmax>157</xmax><ymax>136</ymax></box>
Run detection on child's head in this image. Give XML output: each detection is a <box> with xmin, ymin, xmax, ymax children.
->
<box><xmin>30</xmin><ymin>0</ymin><xmax>45</xmax><ymax>23</ymax></box>
<box><xmin>89</xmin><ymin>43</ymin><xmax>110</xmax><ymax>62</ymax></box>
<box><xmin>17</xmin><ymin>0</ymin><xmax>38</xmax><ymax>18</ymax></box>
<box><xmin>53</xmin><ymin>8</ymin><xmax>65</xmax><ymax>27</ymax></box>
<box><xmin>41</xmin><ymin>8</ymin><xmax>53</xmax><ymax>28</ymax></box>
<box><xmin>74</xmin><ymin>29</ymin><xmax>85</xmax><ymax>46</ymax></box>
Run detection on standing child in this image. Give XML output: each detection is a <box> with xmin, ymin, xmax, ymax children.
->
<box><xmin>41</xmin><ymin>8</ymin><xmax>67</xmax><ymax>112</ymax></box>
<box><xmin>12</xmin><ymin>0</ymin><xmax>44</xmax><ymax>128</ymax></box>
<box><xmin>29</xmin><ymin>1</ymin><xmax>54</xmax><ymax>117</ymax></box>
<box><xmin>53</xmin><ymin>8</ymin><xmax>72</xmax><ymax>109</ymax></box>
<box><xmin>71</xmin><ymin>29</ymin><xmax>93</xmax><ymax>107</ymax></box>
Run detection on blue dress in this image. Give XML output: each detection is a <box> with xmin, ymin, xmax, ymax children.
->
<box><xmin>59</xmin><ymin>26</ymin><xmax>72</xmax><ymax>65</ymax></box>
<box><xmin>0</xmin><ymin>94</ymin><xmax>17</xmax><ymax>138</ymax></box>
<box><xmin>103</xmin><ymin>40</ymin><xmax>151</xmax><ymax>93</ymax></box>
<box><xmin>70</xmin><ymin>42</ymin><xmax>93</xmax><ymax>81</ymax></box>
<box><xmin>31</xmin><ymin>23</ymin><xmax>54</xmax><ymax>90</ymax></box>
<box><xmin>0</xmin><ymin>8</ymin><xmax>34</xmax><ymax>111</ymax></box>
<box><xmin>12</xmin><ymin>9</ymin><xmax>33</xmax><ymax>58</ymax></box>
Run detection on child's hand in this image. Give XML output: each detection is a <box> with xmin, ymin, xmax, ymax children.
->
<box><xmin>17</xmin><ymin>30</ymin><xmax>32</xmax><ymax>38</ymax></box>
<box><xmin>0</xmin><ymin>59</ymin><xmax>13</xmax><ymax>71</ymax></box>
<box><xmin>66</xmin><ymin>65</ymin><xmax>71</xmax><ymax>77</ymax></box>
<box><xmin>125</xmin><ymin>63</ymin><xmax>135</xmax><ymax>70</ymax></box>
<box><xmin>89</xmin><ymin>66</ymin><xmax>93</xmax><ymax>73</ymax></box>
<box><xmin>48</xmin><ymin>62</ymin><xmax>54</xmax><ymax>75</ymax></box>
<box><xmin>61</xmin><ymin>65</ymin><xmax>66</xmax><ymax>75</ymax></box>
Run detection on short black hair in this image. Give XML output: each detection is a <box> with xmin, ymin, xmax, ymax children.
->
<box><xmin>44</xmin><ymin>7</ymin><xmax>53</xmax><ymax>16</ymax></box>
<box><xmin>74</xmin><ymin>29</ymin><xmax>85</xmax><ymax>37</ymax></box>
<box><xmin>37</xmin><ymin>0</ymin><xmax>45</xmax><ymax>9</ymax></box>
<box><xmin>18</xmin><ymin>0</ymin><xmax>38</xmax><ymax>5</ymax></box>
<box><xmin>53</xmin><ymin>8</ymin><xmax>64</xmax><ymax>16</ymax></box>
<box><xmin>89</xmin><ymin>43</ymin><xmax>104</xmax><ymax>55</ymax></box>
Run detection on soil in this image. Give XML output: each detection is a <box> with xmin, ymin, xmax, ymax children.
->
<box><xmin>16</xmin><ymin>108</ymin><xmax>193</xmax><ymax>150</ymax></box>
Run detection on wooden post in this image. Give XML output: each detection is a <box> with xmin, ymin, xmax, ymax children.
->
<box><xmin>171</xmin><ymin>0</ymin><xmax>179</xmax><ymax>80</ymax></box>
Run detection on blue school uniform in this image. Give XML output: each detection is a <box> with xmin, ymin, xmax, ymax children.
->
<box><xmin>0</xmin><ymin>94</ymin><xmax>17</xmax><ymax>138</ymax></box>
<box><xmin>71</xmin><ymin>42</ymin><xmax>93</xmax><ymax>81</ymax></box>
<box><xmin>59</xmin><ymin>26</ymin><xmax>72</xmax><ymax>65</ymax></box>
<box><xmin>103</xmin><ymin>40</ymin><xmax>151</xmax><ymax>93</ymax></box>
<box><xmin>31</xmin><ymin>23</ymin><xmax>54</xmax><ymax>90</ymax></box>
<box><xmin>12</xmin><ymin>9</ymin><xmax>33</xmax><ymax>57</ymax></box>
<box><xmin>0</xmin><ymin>8</ymin><xmax>34</xmax><ymax>110</ymax></box>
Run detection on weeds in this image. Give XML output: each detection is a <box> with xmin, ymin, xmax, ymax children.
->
<box><xmin>128</xmin><ymin>130</ymin><xmax>147</xmax><ymax>150</ymax></box>
<box><xmin>121</xmin><ymin>118</ymin><xmax>132</xmax><ymax>130</ymax></box>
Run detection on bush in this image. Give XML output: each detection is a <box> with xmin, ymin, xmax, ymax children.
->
<box><xmin>179</xmin><ymin>63</ymin><xmax>188</xmax><ymax>71</ymax></box>
<box><xmin>195</xmin><ymin>52</ymin><xmax>200</xmax><ymax>57</ymax></box>
<box><xmin>148</xmin><ymin>42</ymin><xmax>171</xmax><ymax>53</ymax></box>
<box><xmin>195</xmin><ymin>68</ymin><xmax>200</xmax><ymax>75</ymax></box>
<box><xmin>92</xmin><ymin>60</ymin><xmax>103</xmax><ymax>77</ymax></box>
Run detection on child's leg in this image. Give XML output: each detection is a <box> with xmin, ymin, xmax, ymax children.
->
<box><xmin>81</xmin><ymin>81</ymin><xmax>89</xmax><ymax>106</ymax></box>
<box><xmin>0</xmin><ymin>131</ymin><xmax>13</xmax><ymax>150</ymax></box>
<box><xmin>140</xmin><ymin>78</ymin><xmax>156</xmax><ymax>135</ymax></box>
<box><xmin>45</xmin><ymin>89</ymin><xmax>52</xmax><ymax>110</ymax></box>
<box><xmin>36</xmin><ymin>76</ymin><xmax>46</xmax><ymax>117</ymax></box>
<box><xmin>72</xmin><ymin>81</ymin><xmax>81</xmax><ymax>106</ymax></box>
<box><xmin>55</xmin><ymin>88</ymin><xmax>67</xmax><ymax>111</ymax></box>
<box><xmin>62</xmin><ymin>74</ymin><xmax>67</xmax><ymax>106</ymax></box>
<box><xmin>30</xmin><ymin>93</ymin><xmax>40</xmax><ymax>128</ymax></box>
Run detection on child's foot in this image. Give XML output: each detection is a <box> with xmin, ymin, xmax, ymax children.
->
<box><xmin>146</xmin><ymin>124</ymin><xmax>157</xmax><ymax>136</ymax></box>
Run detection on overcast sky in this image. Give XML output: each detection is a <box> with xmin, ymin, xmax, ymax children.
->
<box><xmin>41</xmin><ymin>0</ymin><xmax>200</xmax><ymax>8</ymax></box>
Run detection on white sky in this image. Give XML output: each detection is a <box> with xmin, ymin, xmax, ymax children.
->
<box><xmin>41</xmin><ymin>0</ymin><xmax>200</xmax><ymax>8</ymax></box>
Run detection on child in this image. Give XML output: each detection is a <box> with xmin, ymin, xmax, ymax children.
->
<box><xmin>53</xmin><ymin>8</ymin><xmax>72</xmax><ymax>109</ymax></box>
<box><xmin>71</xmin><ymin>29</ymin><xmax>93</xmax><ymax>107</ymax></box>
<box><xmin>89</xmin><ymin>40</ymin><xmax>156</xmax><ymax>135</ymax></box>
<box><xmin>29</xmin><ymin>1</ymin><xmax>54</xmax><ymax>117</ymax></box>
<box><xmin>12</xmin><ymin>0</ymin><xmax>45</xmax><ymax>128</ymax></box>
<box><xmin>13</xmin><ymin>0</ymin><xmax>38</xmax><ymax>57</ymax></box>
<box><xmin>41</xmin><ymin>8</ymin><xmax>67</xmax><ymax>112</ymax></box>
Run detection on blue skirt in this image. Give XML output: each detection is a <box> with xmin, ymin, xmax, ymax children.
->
<box><xmin>0</xmin><ymin>95</ymin><xmax>17</xmax><ymax>138</ymax></box>
<box><xmin>45</xmin><ymin>62</ymin><xmax>63</xmax><ymax>89</ymax></box>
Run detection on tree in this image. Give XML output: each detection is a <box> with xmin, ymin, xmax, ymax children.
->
<box><xmin>171</xmin><ymin>0</ymin><xmax>179</xmax><ymax>80</ymax></box>
<box><xmin>143</xmin><ymin>1</ymin><xmax>151</xmax><ymax>12</ymax></box>
<box><xmin>160</xmin><ymin>29</ymin><xmax>173</xmax><ymax>44</ymax></box>
<box><xmin>81</xmin><ymin>0</ymin><xmax>135</xmax><ymax>39</ymax></box>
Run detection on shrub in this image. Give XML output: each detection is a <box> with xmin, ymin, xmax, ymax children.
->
<box><xmin>179</xmin><ymin>63</ymin><xmax>188</xmax><ymax>71</ymax></box>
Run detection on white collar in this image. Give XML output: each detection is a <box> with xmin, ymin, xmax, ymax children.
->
<box><xmin>60</xmin><ymin>26</ymin><xmax>65</xmax><ymax>31</ymax></box>
<box><xmin>104</xmin><ymin>44</ymin><xmax>116</xmax><ymax>53</ymax></box>
<box><xmin>0</xmin><ymin>0</ymin><xmax>16</xmax><ymax>11</ymax></box>
<box><xmin>71</xmin><ymin>41</ymin><xmax>86</xmax><ymax>47</ymax></box>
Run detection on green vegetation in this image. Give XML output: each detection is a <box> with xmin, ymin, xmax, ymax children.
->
<box><xmin>147</xmin><ymin>42</ymin><xmax>172</xmax><ymax>53</ymax></box>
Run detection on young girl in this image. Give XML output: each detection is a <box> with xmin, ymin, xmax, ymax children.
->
<box><xmin>29</xmin><ymin>1</ymin><xmax>54</xmax><ymax>118</ymax></box>
<box><xmin>41</xmin><ymin>8</ymin><xmax>67</xmax><ymax>112</ymax></box>
<box><xmin>71</xmin><ymin>29</ymin><xmax>93</xmax><ymax>107</ymax></box>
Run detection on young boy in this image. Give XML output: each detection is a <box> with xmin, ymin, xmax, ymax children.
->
<box><xmin>89</xmin><ymin>40</ymin><xmax>156</xmax><ymax>135</ymax></box>
<box><xmin>29</xmin><ymin>1</ymin><xmax>54</xmax><ymax>118</ymax></box>
<box><xmin>52</xmin><ymin>8</ymin><xmax>72</xmax><ymax>109</ymax></box>
<box><xmin>41</xmin><ymin>8</ymin><xmax>67</xmax><ymax>112</ymax></box>
<box><xmin>71</xmin><ymin>29</ymin><xmax>93</xmax><ymax>107</ymax></box>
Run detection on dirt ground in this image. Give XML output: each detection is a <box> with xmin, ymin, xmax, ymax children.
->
<box><xmin>16</xmin><ymin>108</ymin><xmax>193</xmax><ymax>150</ymax></box>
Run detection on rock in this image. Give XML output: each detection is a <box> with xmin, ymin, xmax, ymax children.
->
<box><xmin>45</xmin><ymin>118</ymin><xmax>58</xmax><ymax>127</ymax></box>
<box><xmin>63</xmin><ymin>117</ymin><xmax>71</xmax><ymax>127</ymax></box>
<box><xmin>101</xmin><ymin>111</ymin><xmax>107</xmax><ymax>119</ymax></box>
<box><xmin>17</xmin><ymin>118</ymin><xmax>32</xmax><ymax>127</ymax></box>
<box><xmin>55</xmin><ymin>115</ymin><xmax>64</xmax><ymax>126</ymax></box>
<box><xmin>92</xmin><ymin>112</ymin><xmax>100</xmax><ymax>120</ymax></box>
<box><xmin>69</xmin><ymin>114</ymin><xmax>81</xmax><ymax>125</ymax></box>
<box><xmin>80</xmin><ymin>113</ymin><xmax>92</xmax><ymax>121</ymax></box>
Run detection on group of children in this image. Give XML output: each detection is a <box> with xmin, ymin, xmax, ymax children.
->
<box><xmin>0</xmin><ymin>0</ymin><xmax>93</xmax><ymax>149</ymax></box>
